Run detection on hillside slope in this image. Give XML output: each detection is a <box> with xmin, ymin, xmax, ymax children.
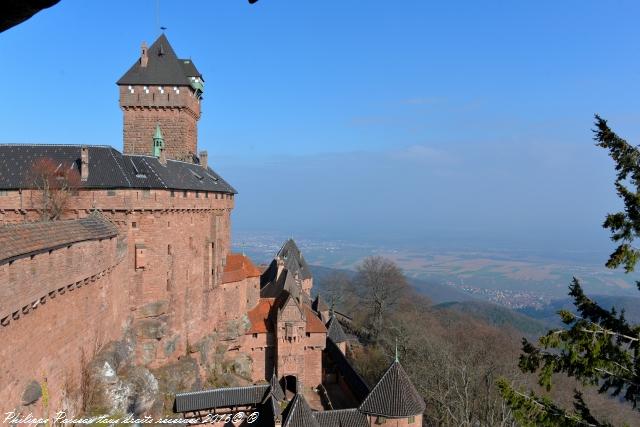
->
<box><xmin>434</xmin><ymin>300</ymin><xmax>549</xmax><ymax>338</ymax></box>
<box><xmin>519</xmin><ymin>294</ymin><xmax>640</xmax><ymax>328</ymax></box>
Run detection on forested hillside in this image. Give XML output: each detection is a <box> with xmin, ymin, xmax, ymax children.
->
<box><xmin>313</xmin><ymin>258</ymin><xmax>639</xmax><ymax>426</ymax></box>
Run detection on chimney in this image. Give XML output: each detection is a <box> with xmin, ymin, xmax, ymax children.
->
<box><xmin>80</xmin><ymin>146</ymin><xmax>89</xmax><ymax>181</ymax></box>
<box><xmin>140</xmin><ymin>42</ymin><xmax>148</xmax><ymax>67</ymax></box>
<box><xmin>199</xmin><ymin>150</ymin><xmax>208</xmax><ymax>169</ymax></box>
<box><xmin>159</xmin><ymin>146</ymin><xmax>166</xmax><ymax>165</ymax></box>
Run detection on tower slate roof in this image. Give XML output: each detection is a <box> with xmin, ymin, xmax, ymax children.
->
<box><xmin>358</xmin><ymin>360</ymin><xmax>426</xmax><ymax>418</ymax></box>
<box><xmin>312</xmin><ymin>294</ymin><xmax>329</xmax><ymax>313</ymax></box>
<box><xmin>326</xmin><ymin>316</ymin><xmax>348</xmax><ymax>343</ymax></box>
<box><xmin>281</xmin><ymin>393</ymin><xmax>320</xmax><ymax>427</ymax></box>
<box><xmin>117</xmin><ymin>34</ymin><xmax>199</xmax><ymax>86</ymax></box>
<box><xmin>269</xmin><ymin>372</ymin><xmax>285</xmax><ymax>402</ymax></box>
<box><xmin>277</xmin><ymin>239</ymin><xmax>312</xmax><ymax>280</ymax></box>
<box><xmin>314</xmin><ymin>408</ymin><xmax>368</xmax><ymax>427</ymax></box>
<box><xmin>261</xmin><ymin>268</ymin><xmax>301</xmax><ymax>300</ymax></box>
<box><xmin>0</xmin><ymin>144</ymin><xmax>236</xmax><ymax>193</ymax></box>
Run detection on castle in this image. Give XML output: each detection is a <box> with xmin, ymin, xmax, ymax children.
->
<box><xmin>0</xmin><ymin>34</ymin><xmax>424</xmax><ymax>426</ymax></box>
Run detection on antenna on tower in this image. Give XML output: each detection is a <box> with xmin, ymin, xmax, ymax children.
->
<box><xmin>156</xmin><ymin>0</ymin><xmax>167</xmax><ymax>33</ymax></box>
<box><xmin>395</xmin><ymin>337</ymin><xmax>399</xmax><ymax>362</ymax></box>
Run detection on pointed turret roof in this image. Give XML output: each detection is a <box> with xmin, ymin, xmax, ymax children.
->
<box><xmin>326</xmin><ymin>316</ymin><xmax>348</xmax><ymax>343</ymax></box>
<box><xmin>281</xmin><ymin>393</ymin><xmax>320</xmax><ymax>427</ymax></box>
<box><xmin>277</xmin><ymin>239</ymin><xmax>312</xmax><ymax>280</ymax></box>
<box><xmin>358</xmin><ymin>360</ymin><xmax>426</xmax><ymax>418</ymax></box>
<box><xmin>312</xmin><ymin>294</ymin><xmax>329</xmax><ymax>313</ymax></box>
<box><xmin>269</xmin><ymin>373</ymin><xmax>285</xmax><ymax>402</ymax></box>
<box><xmin>117</xmin><ymin>34</ymin><xmax>198</xmax><ymax>86</ymax></box>
<box><xmin>153</xmin><ymin>124</ymin><xmax>164</xmax><ymax>140</ymax></box>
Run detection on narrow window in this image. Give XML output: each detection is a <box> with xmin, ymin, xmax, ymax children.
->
<box><xmin>135</xmin><ymin>244</ymin><xmax>145</xmax><ymax>269</ymax></box>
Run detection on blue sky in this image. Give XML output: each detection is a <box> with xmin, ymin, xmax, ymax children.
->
<box><xmin>1</xmin><ymin>1</ymin><xmax>639</xmax><ymax>256</ymax></box>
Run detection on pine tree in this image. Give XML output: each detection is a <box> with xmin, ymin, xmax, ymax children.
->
<box><xmin>498</xmin><ymin>116</ymin><xmax>640</xmax><ymax>426</ymax></box>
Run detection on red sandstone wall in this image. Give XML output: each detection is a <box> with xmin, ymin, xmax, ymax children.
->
<box><xmin>304</xmin><ymin>348</ymin><xmax>322</xmax><ymax>388</ymax></box>
<box><xmin>0</xmin><ymin>237</ymin><xmax>129</xmax><ymax>415</ymax></box>
<box><xmin>220</xmin><ymin>276</ymin><xmax>259</xmax><ymax>325</ymax></box>
<box><xmin>0</xmin><ymin>187</ymin><xmax>235</xmax><ymax>411</ymax></box>
<box><xmin>119</xmin><ymin>85</ymin><xmax>200</xmax><ymax>161</ymax></box>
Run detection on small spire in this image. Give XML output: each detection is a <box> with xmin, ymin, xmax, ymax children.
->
<box><xmin>153</xmin><ymin>124</ymin><xmax>165</xmax><ymax>159</ymax></box>
<box><xmin>395</xmin><ymin>337</ymin><xmax>399</xmax><ymax>362</ymax></box>
<box><xmin>153</xmin><ymin>124</ymin><xmax>164</xmax><ymax>140</ymax></box>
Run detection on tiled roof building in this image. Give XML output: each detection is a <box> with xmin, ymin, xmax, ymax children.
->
<box><xmin>173</xmin><ymin>240</ymin><xmax>426</xmax><ymax>426</ymax></box>
<box><xmin>359</xmin><ymin>360</ymin><xmax>426</xmax><ymax>425</ymax></box>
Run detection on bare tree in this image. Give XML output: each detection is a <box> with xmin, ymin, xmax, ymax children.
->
<box><xmin>324</xmin><ymin>271</ymin><xmax>351</xmax><ymax>311</ymax></box>
<box><xmin>353</xmin><ymin>256</ymin><xmax>409</xmax><ymax>337</ymax></box>
<box><xmin>30</xmin><ymin>157</ymin><xmax>80</xmax><ymax>221</ymax></box>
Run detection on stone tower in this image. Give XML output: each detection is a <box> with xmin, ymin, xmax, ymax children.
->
<box><xmin>117</xmin><ymin>34</ymin><xmax>205</xmax><ymax>162</ymax></box>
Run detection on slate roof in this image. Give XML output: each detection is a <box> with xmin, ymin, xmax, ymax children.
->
<box><xmin>277</xmin><ymin>239</ymin><xmax>312</xmax><ymax>280</ymax></box>
<box><xmin>174</xmin><ymin>384</ymin><xmax>270</xmax><ymax>413</ymax></box>
<box><xmin>358</xmin><ymin>360</ymin><xmax>426</xmax><ymax>418</ymax></box>
<box><xmin>281</xmin><ymin>394</ymin><xmax>320</xmax><ymax>427</ymax></box>
<box><xmin>258</xmin><ymin>395</ymin><xmax>280</xmax><ymax>425</ymax></box>
<box><xmin>0</xmin><ymin>213</ymin><xmax>118</xmax><ymax>263</ymax></box>
<box><xmin>326</xmin><ymin>316</ymin><xmax>348</xmax><ymax>343</ymax></box>
<box><xmin>269</xmin><ymin>373</ymin><xmax>285</xmax><ymax>402</ymax></box>
<box><xmin>312</xmin><ymin>294</ymin><xmax>329</xmax><ymax>313</ymax></box>
<box><xmin>117</xmin><ymin>34</ymin><xmax>199</xmax><ymax>86</ymax></box>
<box><xmin>313</xmin><ymin>409</ymin><xmax>368</xmax><ymax>427</ymax></box>
<box><xmin>261</xmin><ymin>268</ymin><xmax>302</xmax><ymax>300</ymax></box>
<box><xmin>0</xmin><ymin>144</ymin><xmax>236</xmax><ymax>193</ymax></box>
<box><xmin>179</xmin><ymin>59</ymin><xmax>202</xmax><ymax>79</ymax></box>
<box><xmin>325</xmin><ymin>339</ymin><xmax>370</xmax><ymax>403</ymax></box>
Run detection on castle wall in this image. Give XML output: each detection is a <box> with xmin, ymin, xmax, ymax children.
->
<box><xmin>0</xmin><ymin>236</ymin><xmax>129</xmax><ymax>415</ymax></box>
<box><xmin>219</xmin><ymin>276</ymin><xmax>259</xmax><ymax>325</ymax></box>
<box><xmin>0</xmin><ymin>187</ymin><xmax>235</xmax><ymax>410</ymax></box>
<box><xmin>304</xmin><ymin>347</ymin><xmax>323</xmax><ymax>388</ymax></box>
<box><xmin>120</xmin><ymin>85</ymin><xmax>200</xmax><ymax>161</ymax></box>
<box><xmin>242</xmin><ymin>333</ymin><xmax>274</xmax><ymax>382</ymax></box>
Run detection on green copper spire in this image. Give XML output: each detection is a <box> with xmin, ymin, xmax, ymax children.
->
<box><xmin>152</xmin><ymin>124</ymin><xmax>164</xmax><ymax>157</ymax></box>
